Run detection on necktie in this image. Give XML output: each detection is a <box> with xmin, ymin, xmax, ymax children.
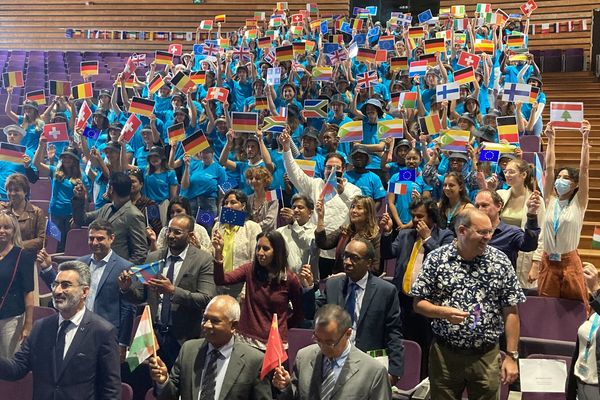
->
<box><xmin>160</xmin><ymin>255</ymin><xmax>180</xmax><ymax>326</ymax></box>
<box><xmin>320</xmin><ymin>357</ymin><xmax>336</xmax><ymax>400</ymax></box>
<box><xmin>402</xmin><ymin>239</ymin><xmax>424</xmax><ymax>295</ymax></box>
<box><xmin>345</xmin><ymin>282</ymin><xmax>358</xmax><ymax>324</ymax></box>
<box><xmin>55</xmin><ymin>320</ymin><xmax>72</xmax><ymax>373</ymax></box>
<box><xmin>199</xmin><ymin>349</ymin><xmax>221</xmax><ymax>400</ymax></box>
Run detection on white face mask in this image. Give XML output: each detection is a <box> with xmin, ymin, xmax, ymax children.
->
<box><xmin>554</xmin><ymin>178</ymin><xmax>572</xmax><ymax>196</ymax></box>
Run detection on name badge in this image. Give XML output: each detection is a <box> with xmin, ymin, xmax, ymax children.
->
<box><xmin>578</xmin><ymin>363</ymin><xmax>589</xmax><ymax>376</ymax></box>
<box><xmin>549</xmin><ymin>253</ymin><xmax>562</xmax><ymax>262</ymax></box>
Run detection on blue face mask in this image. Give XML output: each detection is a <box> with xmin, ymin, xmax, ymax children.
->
<box><xmin>554</xmin><ymin>178</ymin><xmax>572</xmax><ymax>196</ymax></box>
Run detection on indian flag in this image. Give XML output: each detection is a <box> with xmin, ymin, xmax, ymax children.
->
<box><xmin>593</xmin><ymin>227</ymin><xmax>600</xmax><ymax>249</ymax></box>
<box><xmin>338</xmin><ymin>120</ymin><xmax>363</xmax><ymax>143</ymax></box>
<box><xmin>126</xmin><ymin>305</ymin><xmax>159</xmax><ymax>371</ymax></box>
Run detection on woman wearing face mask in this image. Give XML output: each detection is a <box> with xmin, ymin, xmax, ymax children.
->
<box><xmin>533</xmin><ymin>121</ymin><xmax>591</xmax><ymax>307</ymax></box>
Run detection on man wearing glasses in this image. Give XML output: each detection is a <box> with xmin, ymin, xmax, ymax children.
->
<box><xmin>272</xmin><ymin>304</ymin><xmax>392</xmax><ymax>399</ymax></box>
<box><xmin>411</xmin><ymin>208</ymin><xmax>526</xmax><ymax>399</ymax></box>
<box><xmin>0</xmin><ymin>261</ymin><xmax>122</xmax><ymax>399</ymax></box>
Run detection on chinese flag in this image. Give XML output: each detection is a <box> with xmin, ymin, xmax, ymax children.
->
<box><xmin>260</xmin><ymin>314</ymin><xmax>287</xmax><ymax>380</ymax></box>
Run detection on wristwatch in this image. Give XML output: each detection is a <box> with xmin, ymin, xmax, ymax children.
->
<box><xmin>507</xmin><ymin>351</ymin><xmax>519</xmax><ymax>361</ymax></box>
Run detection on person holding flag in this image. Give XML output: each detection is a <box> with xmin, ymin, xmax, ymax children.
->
<box><xmin>246</xmin><ymin>166</ymin><xmax>279</xmax><ymax>232</ymax></box>
<box><xmin>148</xmin><ymin>295</ymin><xmax>271</xmax><ymax>400</ymax></box>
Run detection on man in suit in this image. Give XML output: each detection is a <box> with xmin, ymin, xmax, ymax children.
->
<box><xmin>37</xmin><ymin>219</ymin><xmax>136</xmax><ymax>360</ymax></box>
<box><xmin>0</xmin><ymin>261</ymin><xmax>121</xmax><ymax>400</ymax></box>
<box><xmin>149</xmin><ymin>295</ymin><xmax>271</xmax><ymax>400</ymax></box>
<box><xmin>306</xmin><ymin>238</ymin><xmax>404</xmax><ymax>384</ymax></box>
<box><xmin>273</xmin><ymin>304</ymin><xmax>391</xmax><ymax>399</ymax></box>
<box><xmin>72</xmin><ymin>171</ymin><xmax>148</xmax><ymax>264</ymax></box>
<box><xmin>118</xmin><ymin>214</ymin><xmax>216</xmax><ymax>368</ymax></box>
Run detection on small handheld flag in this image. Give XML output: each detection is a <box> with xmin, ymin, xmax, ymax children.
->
<box><xmin>125</xmin><ymin>305</ymin><xmax>159</xmax><ymax>372</ymax></box>
<box><xmin>320</xmin><ymin>167</ymin><xmax>338</xmax><ymax>202</ymax></box>
<box><xmin>479</xmin><ymin>149</ymin><xmax>500</xmax><ymax>163</ymax></box>
<box><xmin>338</xmin><ymin>121</ymin><xmax>363</xmax><ymax>143</ymax></box>
<box><xmin>550</xmin><ymin>102</ymin><xmax>584</xmax><ymax>130</ymax></box>
<box><xmin>130</xmin><ymin>261</ymin><xmax>162</xmax><ymax>284</ymax></box>
<box><xmin>43</xmin><ymin>123</ymin><xmax>69</xmax><ymax>142</ymax></box>
<box><xmin>260</xmin><ymin>314</ymin><xmax>288</xmax><ymax>380</ymax></box>
<box><xmin>593</xmin><ymin>227</ymin><xmax>600</xmax><ymax>250</ymax></box>
<box><xmin>182</xmin><ymin>131</ymin><xmax>210</xmax><ymax>155</ymax></box>
<box><xmin>167</xmin><ymin>123</ymin><xmax>186</xmax><ymax>144</ymax></box>
<box><xmin>75</xmin><ymin>101</ymin><xmax>92</xmax><ymax>131</ymax></box>
<box><xmin>26</xmin><ymin>90</ymin><xmax>46</xmax><ymax>105</ymax></box>
<box><xmin>46</xmin><ymin>219</ymin><xmax>62</xmax><ymax>242</ymax></box>
<box><xmin>0</xmin><ymin>142</ymin><xmax>25</xmax><ymax>164</ymax></box>
<box><xmin>378</xmin><ymin>119</ymin><xmax>404</xmax><ymax>139</ymax></box>
<box><xmin>120</xmin><ymin>113</ymin><xmax>142</xmax><ymax>143</ymax></box>
<box><xmin>388</xmin><ymin>182</ymin><xmax>407</xmax><ymax>195</ymax></box>
<box><xmin>3</xmin><ymin>71</ymin><xmax>24</xmax><ymax>88</ymax></box>
<box><xmin>80</xmin><ymin>61</ymin><xmax>99</xmax><ymax>76</ymax></box>
<box><xmin>129</xmin><ymin>97</ymin><xmax>155</xmax><ymax>117</ymax></box>
<box><xmin>231</xmin><ymin>112</ymin><xmax>258</xmax><ymax>133</ymax></box>
<box><xmin>397</xmin><ymin>169</ymin><xmax>416</xmax><ymax>182</ymax></box>
<box><xmin>220</xmin><ymin>207</ymin><xmax>246</xmax><ymax>227</ymax></box>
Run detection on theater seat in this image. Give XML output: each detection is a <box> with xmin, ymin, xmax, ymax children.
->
<box><xmin>121</xmin><ymin>382</ymin><xmax>133</xmax><ymax>400</ymax></box>
<box><xmin>287</xmin><ymin>328</ymin><xmax>314</xmax><ymax>370</ymax></box>
<box><xmin>0</xmin><ymin>372</ymin><xmax>33</xmax><ymax>400</ymax></box>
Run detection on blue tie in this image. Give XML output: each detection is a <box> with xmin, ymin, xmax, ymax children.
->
<box><xmin>160</xmin><ymin>255</ymin><xmax>180</xmax><ymax>326</ymax></box>
<box><xmin>345</xmin><ymin>282</ymin><xmax>358</xmax><ymax>323</ymax></box>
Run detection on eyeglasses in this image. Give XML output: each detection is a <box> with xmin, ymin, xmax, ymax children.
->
<box><xmin>342</xmin><ymin>252</ymin><xmax>364</xmax><ymax>263</ymax></box>
<box><xmin>312</xmin><ymin>331</ymin><xmax>346</xmax><ymax>349</ymax></box>
<box><xmin>465</xmin><ymin>226</ymin><xmax>494</xmax><ymax>237</ymax></box>
<box><xmin>50</xmin><ymin>281</ymin><xmax>81</xmax><ymax>290</ymax></box>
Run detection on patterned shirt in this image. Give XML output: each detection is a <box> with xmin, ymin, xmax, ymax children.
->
<box><xmin>410</xmin><ymin>242</ymin><xmax>526</xmax><ymax>349</ymax></box>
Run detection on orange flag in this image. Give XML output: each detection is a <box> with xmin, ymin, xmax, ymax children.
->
<box><xmin>260</xmin><ymin>314</ymin><xmax>288</xmax><ymax>380</ymax></box>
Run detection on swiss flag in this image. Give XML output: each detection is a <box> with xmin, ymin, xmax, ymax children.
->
<box><xmin>207</xmin><ymin>87</ymin><xmax>229</xmax><ymax>103</ymax></box>
<box><xmin>122</xmin><ymin>57</ymin><xmax>137</xmax><ymax>80</ymax></box>
<box><xmin>291</xmin><ymin>14</ymin><xmax>303</xmax><ymax>23</ymax></box>
<box><xmin>457</xmin><ymin>51</ymin><xmax>481</xmax><ymax>69</ymax></box>
<box><xmin>75</xmin><ymin>101</ymin><xmax>92</xmax><ymax>131</ymax></box>
<box><xmin>43</xmin><ymin>123</ymin><xmax>69</xmax><ymax>142</ymax></box>
<box><xmin>168</xmin><ymin>44</ymin><xmax>183</xmax><ymax>56</ymax></box>
<box><xmin>520</xmin><ymin>0</ymin><xmax>537</xmax><ymax>16</ymax></box>
<box><xmin>119</xmin><ymin>113</ymin><xmax>142</xmax><ymax>144</ymax></box>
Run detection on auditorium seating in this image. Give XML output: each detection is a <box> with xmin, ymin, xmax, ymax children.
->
<box><xmin>51</xmin><ymin>227</ymin><xmax>90</xmax><ymax>262</ymax></box>
<box><xmin>0</xmin><ymin>372</ymin><xmax>33</xmax><ymax>400</ymax></box>
<box><xmin>286</xmin><ymin>328</ymin><xmax>314</xmax><ymax>370</ymax></box>
<box><xmin>121</xmin><ymin>382</ymin><xmax>134</xmax><ymax>400</ymax></box>
<box><xmin>394</xmin><ymin>340</ymin><xmax>422</xmax><ymax>399</ymax></box>
<box><xmin>521</xmin><ymin>354</ymin><xmax>572</xmax><ymax>400</ymax></box>
<box><xmin>32</xmin><ymin>305</ymin><xmax>56</xmax><ymax>322</ymax></box>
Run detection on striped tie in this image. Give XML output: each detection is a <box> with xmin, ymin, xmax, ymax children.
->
<box><xmin>199</xmin><ymin>349</ymin><xmax>221</xmax><ymax>400</ymax></box>
<box><xmin>320</xmin><ymin>357</ymin><xmax>336</xmax><ymax>400</ymax></box>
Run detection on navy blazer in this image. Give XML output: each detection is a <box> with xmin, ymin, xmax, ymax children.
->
<box><xmin>0</xmin><ymin>309</ymin><xmax>121</xmax><ymax>400</ymax></box>
<box><xmin>40</xmin><ymin>252</ymin><xmax>136</xmax><ymax>345</ymax></box>
<box><xmin>313</xmin><ymin>273</ymin><xmax>405</xmax><ymax>378</ymax></box>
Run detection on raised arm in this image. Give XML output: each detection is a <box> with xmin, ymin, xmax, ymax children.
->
<box><xmin>32</xmin><ymin>136</ymin><xmax>50</xmax><ymax>176</ymax></box>
<box><xmin>4</xmin><ymin>87</ymin><xmax>19</xmax><ymax>122</ymax></box>
<box><xmin>543</xmin><ymin>122</ymin><xmax>556</xmax><ymax>204</ymax></box>
<box><xmin>578</xmin><ymin>120</ymin><xmax>590</xmax><ymax>208</ymax></box>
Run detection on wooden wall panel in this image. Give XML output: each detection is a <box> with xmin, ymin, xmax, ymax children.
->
<box><xmin>0</xmin><ymin>0</ymin><xmax>348</xmax><ymax>51</ymax></box>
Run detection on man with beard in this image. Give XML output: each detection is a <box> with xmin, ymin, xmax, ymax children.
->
<box><xmin>0</xmin><ymin>261</ymin><xmax>122</xmax><ymax>399</ymax></box>
<box><xmin>119</xmin><ymin>214</ymin><xmax>215</xmax><ymax>369</ymax></box>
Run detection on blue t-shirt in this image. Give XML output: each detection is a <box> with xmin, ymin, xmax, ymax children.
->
<box><xmin>521</xmin><ymin>91</ymin><xmax>546</xmax><ymax>120</ymax></box>
<box><xmin>234</xmin><ymin>160</ymin><xmax>265</xmax><ymax>195</ymax></box>
<box><xmin>362</xmin><ymin>115</ymin><xmax>390</xmax><ymax>170</ymax></box>
<box><xmin>226</xmin><ymin>79</ymin><xmax>254</xmax><ymax>112</ymax></box>
<box><xmin>18</xmin><ymin>116</ymin><xmax>43</xmax><ymax>152</ymax></box>
<box><xmin>143</xmin><ymin>169</ymin><xmax>178</xmax><ymax>203</ymax></box>
<box><xmin>344</xmin><ymin>170</ymin><xmax>385</xmax><ymax>199</ymax></box>
<box><xmin>0</xmin><ymin>161</ymin><xmax>27</xmax><ymax>201</ymax></box>
<box><xmin>180</xmin><ymin>159</ymin><xmax>227</xmax><ymax>199</ymax></box>
<box><xmin>49</xmin><ymin>165</ymin><xmax>89</xmax><ymax>217</ymax></box>
<box><xmin>389</xmin><ymin>171</ymin><xmax>432</xmax><ymax>224</ymax></box>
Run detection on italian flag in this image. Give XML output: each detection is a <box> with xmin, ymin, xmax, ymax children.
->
<box><xmin>126</xmin><ymin>305</ymin><xmax>159</xmax><ymax>371</ymax></box>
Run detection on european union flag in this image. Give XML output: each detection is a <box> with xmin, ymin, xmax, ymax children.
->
<box><xmin>367</xmin><ymin>26</ymin><xmax>380</xmax><ymax>39</ymax></box>
<box><xmin>354</xmin><ymin>33</ymin><xmax>366</xmax><ymax>46</ymax></box>
<box><xmin>418</xmin><ymin>9</ymin><xmax>433</xmax><ymax>24</ymax></box>
<box><xmin>219</xmin><ymin>207</ymin><xmax>246</xmax><ymax>227</ymax></box>
<box><xmin>193</xmin><ymin>44</ymin><xmax>204</xmax><ymax>55</ymax></box>
<box><xmin>146</xmin><ymin>205</ymin><xmax>160</xmax><ymax>221</ymax></box>
<box><xmin>322</xmin><ymin>43</ymin><xmax>340</xmax><ymax>54</ymax></box>
<box><xmin>340</xmin><ymin>22</ymin><xmax>352</xmax><ymax>35</ymax></box>
<box><xmin>365</xmin><ymin>6</ymin><xmax>378</xmax><ymax>15</ymax></box>
<box><xmin>479</xmin><ymin>149</ymin><xmax>500</xmax><ymax>163</ymax></box>
<box><xmin>397</xmin><ymin>169</ymin><xmax>416</xmax><ymax>182</ymax></box>
<box><xmin>196</xmin><ymin>209</ymin><xmax>215</xmax><ymax>229</ymax></box>
<box><xmin>320</xmin><ymin>20</ymin><xmax>328</xmax><ymax>36</ymax></box>
<box><xmin>46</xmin><ymin>219</ymin><xmax>62</xmax><ymax>242</ymax></box>
<box><xmin>83</xmin><ymin>126</ymin><xmax>101</xmax><ymax>140</ymax></box>
<box><xmin>218</xmin><ymin>179</ymin><xmax>238</xmax><ymax>194</ymax></box>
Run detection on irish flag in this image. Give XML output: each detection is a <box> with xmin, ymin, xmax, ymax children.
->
<box><xmin>338</xmin><ymin>120</ymin><xmax>363</xmax><ymax>143</ymax></box>
<box><xmin>126</xmin><ymin>305</ymin><xmax>159</xmax><ymax>371</ymax></box>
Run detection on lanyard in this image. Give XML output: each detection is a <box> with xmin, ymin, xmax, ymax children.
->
<box><xmin>583</xmin><ymin>314</ymin><xmax>600</xmax><ymax>362</ymax></box>
<box><xmin>552</xmin><ymin>198</ymin><xmax>570</xmax><ymax>242</ymax></box>
<box><xmin>447</xmin><ymin>202</ymin><xmax>462</xmax><ymax>225</ymax></box>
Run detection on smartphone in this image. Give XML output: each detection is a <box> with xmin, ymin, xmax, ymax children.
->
<box><xmin>335</xmin><ymin>171</ymin><xmax>343</xmax><ymax>179</ymax></box>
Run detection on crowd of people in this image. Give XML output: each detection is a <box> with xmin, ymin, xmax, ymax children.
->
<box><xmin>0</xmin><ymin>3</ymin><xmax>597</xmax><ymax>400</ymax></box>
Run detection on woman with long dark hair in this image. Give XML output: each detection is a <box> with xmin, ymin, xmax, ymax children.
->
<box><xmin>438</xmin><ymin>171</ymin><xmax>474</xmax><ymax>231</ymax></box>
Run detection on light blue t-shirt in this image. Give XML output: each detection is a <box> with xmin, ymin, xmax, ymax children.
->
<box><xmin>143</xmin><ymin>169</ymin><xmax>178</xmax><ymax>203</ymax></box>
<box><xmin>49</xmin><ymin>165</ymin><xmax>89</xmax><ymax>217</ymax></box>
<box><xmin>180</xmin><ymin>159</ymin><xmax>227</xmax><ymax>199</ymax></box>
<box><xmin>389</xmin><ymin>170</ymin><xmax>432</xmax><ymax>224</ymax></box>
<box><xmin>344</xmin><ymin>170</ymin><xmax>385</xmax><ymax>199</ymax></box>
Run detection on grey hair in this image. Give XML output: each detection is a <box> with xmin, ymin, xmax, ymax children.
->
<box><xmin>454</xmin><ymin>208</ymin><xmax>488</xmax><ymax>229</ymax></box>
<box><xmin>58</xmin><ymin>260</ymin><xmax>91</xmax><ymax>287</ymax></box>
<box><xmin>206</xmin><ymin>295</ymin><xmax>240</xmax><ymax>322</ymax></box>
<box><xmin>315</xmin><ymin>304</ymin><xmax>352</xmax><ymax>334</ymax></box>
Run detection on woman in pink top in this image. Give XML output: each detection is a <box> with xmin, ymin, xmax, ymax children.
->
<box><xmin>212</xmin><ymin>230</ymin><xmax>305</xmax><ymax>350</ymax></box>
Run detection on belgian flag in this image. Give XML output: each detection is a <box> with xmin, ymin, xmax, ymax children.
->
<box><xmin>49</xmin><ymin>81</ymin><xmax>71</xmax><ymax>96</ymax></box>
<box><xmin>2</xmin><ymin>71</ymin><xmax>24</xmax><ymax>88</ymax></box>
<box><xmin>71</xmin><ymin>82</ymin><xmax>93</xmax><ymax>99</ymax></box>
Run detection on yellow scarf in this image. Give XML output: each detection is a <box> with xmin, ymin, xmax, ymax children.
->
<box><xmin>222</xmin><ymin>224</ymin><xmax>240</xmax><ymax>273</ymax></box>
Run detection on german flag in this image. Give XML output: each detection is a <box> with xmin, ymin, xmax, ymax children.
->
<box><xmin>2</xmin><ymin>71</ymin><xmax>24</xmax><ymax>88</ymax></box>
<box><xmin>454</xmin><ymin>66</ymin><xmax>475</xmax><ymax>84</ymax></box>
<box><xmin>419</xmin><ymin>53</ymin><xmax>437</xmax><ymax>67</ymax></box>
<box><xmin>26</xmin><ymin>89</ymin><xmax>46</xmax><ymax>105</ymax></box>
<box><xmin>214</xmin><ymin>14</ymin><xmax>226</xmax><ymax>23</ymax></box>
<box><xmin>71</xmin><ymin>82</ymin><xmax>94</xmax><ymax>99</ymax></box>
<box><xmin>155</xmin><ymin>50</ymin><xmax>173</xmax><ymax>65</ymax></box>
<box><xmin>293</xmin><ymin>42</ymin><xmax>305</xmax><ymax>55</ymax></box>
<box><xmin>390</xmin><ymin>56</ymin><xmax>408</xmax><ymax>72</ymax></box>
<box><xmin>254</xmin><ymin>96</ymin><xmax>268</xmax><ymax>110</ymax></box>
<box><xmin>423</xmin><ymin>38</ymin><xmax>445</xmax><ymax>55</ymax></box>
<box><xmin>497</xmin><ymin>116</ymin><xmax>519</xmax><ymax>144</ymax></box>
<box><xmin>80</xmin><ymin>61</ymin><xmax>99</xmax><ymax>76</ymax></box>
<box><xmin>170</xmin><ymin>71</ymin><xmax>195</xmax><ymax>94</ymax></box>
<box><xmin>148</xmin><ymin>74</ymin><xmax>164</xmax><ymax>95</ymax></box>
<box><xmin>129</xmin><ymin>97</ymin><xmax>155</xmax><ymax>117</ymax></box>
<box><xmin>408</xmin><ymin>27</ymin><xmax>425</xmax><ymax>40</ymax></box>
<box><xmin>0</xmin><ymin>142</ymin><xmax>26</xmax><ymax>163</ymax></box>
<box><xmin>124</xmin><ymin>75</ymin><xmax>136</xmax><ymax>88</ymax></box>
<box><xmin>167</xmin><ymin>122</ymin><xmax>186</xmax><ymax>143</ymax></box>
<box><xmin>275</xmin><ymin>45</ymin><xmax>294</xmax><ymax>61</ymax></box>
<box><xmin>231</xmin><ymin>112</ymin><xmax>258</xmax><ymax>133</ymax></box>
<box><xmin>182</xmin><ymin>130</ymin><xmax>210</xmax><ymax>155</ymax></box>
<box><xmin>356</xmin><ymin>48</ymin><xmax>376</xmax><ymax>63</ymax></box>
<box><xmin>474</xmin><ymin>39</ymin><xmax>494</xmax><ymax>54</ymax></box>
<box><xmin>257</xmin><ymin>37</ymin><xmax>271</xmax><ymax>49</ymax></box>
<box><xmin>189</xmin><ymin>71</ymin><xmax>206</xmax><ymax>85</ymax></box>
<box><xmin>49</xmin><ymin>80</ymin><xmax>71</xmax><ymax>96</ymax></box>
<box><xmin>507</xmin><ymin>35</ymin><xmax>526</xmax><ymax>49</ymax></box>
<box><xmin>390</xmin><ymin>92</ymin><xmax>401</xmax><ymax>108</ymax></box>
<box><xmin>529</xmin><ymin>86</ymin><xmax>540</xmax><ymax>104</ymax></box>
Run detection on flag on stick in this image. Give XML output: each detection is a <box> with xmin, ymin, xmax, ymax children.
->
<box><xmin>125</xmin><ymin>305</ymin><xmax>159</xmax><ymax>371</ymax></box>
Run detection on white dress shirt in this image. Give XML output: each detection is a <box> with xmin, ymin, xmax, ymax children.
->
<box><xmin>198</xmin><ymin>337</ymin><xmax>235</xmax><ymax>400</ymax></box>
<box><xmin>347</xmin><ymin>272</ymin><xmax>368</xmax><ymax>343</ymax></box>
<box><xmin>86</xmin><ymin>250</ymin><xmax>113</xmax><ymax>312</ymax></box>
<box><xmin>57</xmin><ymin>306</ymin><xmax>86</xmax><ymax>359</ymax></box>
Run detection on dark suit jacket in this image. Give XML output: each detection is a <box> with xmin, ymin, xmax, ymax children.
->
<box><xmin>123</xmin><ymin>245</ymin><xmax>216</xmax><ymax>343</ymax></box>
<box><xmin>0</xmin><ymin>309</ymin><xmax>121</xmax><ymax>400</ymax></box>
<box><xmin>380</xmin><ymin>227</ymin><xmax>454</xmax><ymax>292</ymax></box>
<box><xmin>312</xmin><ymin>273</ymin><xmax>405</xmax><ymax>377</ymax></box>
<box><xmin>40</xmin><ymin>252</ymin><xmax>136</xmax><ymax>345</ymax></box>
<box><xmin>159</xmin><ymin>338</ymin><xmax>271</xmax><ymax>400</ymax></box>
<box><xmin>278</xmin><ymin>344</ymin><xmax>392</xmax><ymax>400</ymax></box>
<box><xmin>71</xmin><ymin>198</ymin><xmax>148</xmax><ymax>265</ymax></box>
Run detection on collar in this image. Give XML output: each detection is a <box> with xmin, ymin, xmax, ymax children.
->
<box><xmin>58</xmin><ymin>306</ymin><xmax>86</xmax><ymax>328</ymax></box>
<box><xmin>207</xmin><ymin>336</ymin><xmax>235</xmax><ymax>359</ymax></box>
<box><xmin>448</xmin><ymin>241</ymin><xmax>487</xmax><ymax>264</ymax></box>
<box><xmin>92</xmin><ymin>250</ymin><xmax>112</xmax><ymax>264</ymax></box>
<box><xmin>493</xmin><ymin>220</ymin><xmax>507</xmax><ymax>234</ymax></box>
<box><xmin>167</xmin><ymin>245</ymin><xmax>189</xmax><ymax>261</ymax></box>
<box><xmin>330</xmin><ymin>341</ymin><xmax>352</xmax><ymax>367</ymax></box>
<box><xmin>350</xmin><ymin>272</ymin><xmax>369</xmax><ymax>291</ymax></box>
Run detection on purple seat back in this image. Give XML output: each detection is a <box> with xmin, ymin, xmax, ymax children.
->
<box><xmin>287</xmin><ymin>328</ymin><xmax>314</xmax><ymax>370</ymax></box>
<box><xmin>63</xmin><ymin>228</ymin><xmax>90</xmax><ymax>257</ymax></box>
<box><xmin>396</xmin><ymin>340</ymin><xmax>422</xmax><ymax>391</ymax></box>
<box><xmin>519</xmin><ymin>296</ymin><xmax>586</xmax><ymax>341</ymax></box>
<box><xmin>33</xmin><ymin>306</ymin><xmax>56</xmax><ymax>322</ymax></box>
<box><xmin>30</xmin><ymin>177</ymin><xmax>51</xmax><ymax>200</ymax></box>
<box><xmin>121</xmin><ymin>383</ymin><xmax>133</xmax><ymax>400</ymax></box>
<box><xmin>520</xmin><ymin>136</ymin><xmax>541</xmax><ymax>152</ymax></box>
<box><xmin>144</xmin><ymin>388</ymin><xmax>156</xmax><ymax>400</ymax></box>
<box><xmin>0</xmin><ymin>372</ymin><xmax>33</xmax><ymax>399</ymax></box>
<box><xmin>521</xmin><ymin>354</ymin><xmax>571</xmax><ymax>399</ymax></box>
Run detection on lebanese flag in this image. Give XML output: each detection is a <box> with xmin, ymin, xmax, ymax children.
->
<box><xmin>119</xmin><ymin>113</ymin><xmax>142</xmax><ymax>143</ymax></box>
<box><xmin>550</xmin><ymin>102</ymin><xmax>584</xmax><ymax>130</ymax></box>
<box><xmin>457</xmin><ymin>52</ymin><xmax>481</xmax><ymax>69</ymax></box>
<box><xmin>260</xmin><ymin>314</ymin><xmax>288</xmax><ymax>380</ymax></box>
<box><xmin>75</xmin><ymin>101</ymin><xmax>92</xmax><ymax>131</ymax></box>
<box><xmin>43</xmin><ymin>123</ymin><xmax>69</xmax><ymax>142</ymax></box>
<box><xmin>207</xmin><ymin>87</ymin><xmax>229</xmax><ymax>103</ymax></box>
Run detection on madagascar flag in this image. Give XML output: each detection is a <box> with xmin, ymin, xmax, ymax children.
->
<box><xmin>155</xmin><ymin>50</ymin><xmax>173</xmax><ymax>65</ymax></box>
<box><xmin>148</xmin><ymin>74</ymin><xmax>164</xmax><ymax>95</ymax></box>
<box><xmin>129</xmin><ymin>97</ymin><xmax>155</xmax><ymax>117</ymax></box>
<box><xmin>356</xmin><ymin>48</ymin><xmax>377</xmax><ymax>63</ymax></box>
<box><xmin>0</xmin><ymin>142</ymin><xmax>26</xmax><ymax>163</ymax></box>
<box><xmin>275</xmin><ymin>45</ymin><xmax>293</xmax><ymax>61</ymax></box>
<box><xmin>49</xmin><ymin>80</ymin><xmax>71</xmax><ymax>96</ymax></box>
<box><xmin>231</xmin><ymin>112</ymin><xmax>258</xmax><ymax>133</ymax></box>
<box><xmin>423</xmin><ymin>38</ymin><xmax>445</xmax><ymax>55</ymax></box>
<box><xmin>71</xmin><ymin>82</ymin><xmax>93</xmax><ymax>99</ymax></box>
<box><xmin>170</xmin><ymin>71</ymin><xmax>195</xmax><ymax>94</ymax></box>
<box><xmin>26</xmin><ymin>89</ymin><xmax>46</xmax><ymax>105</ymax></box>
<box><xmin>390</xmin><ymin>56</ymin><xmax>408</xmax><ymax>71</ymax></box>
<box><xmin>254</xmin><ymin>97</ymin><xmax>268</xmax><ymax>110</ymax></box>
<box><xmin>80</xmin><ymin>61</ymin><xmax>99</xmax><ymax>76</ymax></box>
<box><xmin>167</xmin><ymin>122</ymin><xmax>186</xmax><ymax>143</ymax></box>
<box><xmin>497</xmin><ymin>116</ymin><xmax>519</xmax><ymax>144</ymax></box>
<box><xmin>189</xmin><ymin>71</ymin><xmax>206</xmax><ymax>85</ymax></box>
<box><xmin>182</xmin><ymin>130</ymin><xmax>210</xmax><ymax>155</ymax></box>
<box><xmin>2</xmin><ymin>71</ymin><xmax>24</xmax><ymax>88</ymax></box>
<box><xmin>454</xmin><ymin>66</ymin><xmax>475</xmax><ymax>84</ymax></box>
